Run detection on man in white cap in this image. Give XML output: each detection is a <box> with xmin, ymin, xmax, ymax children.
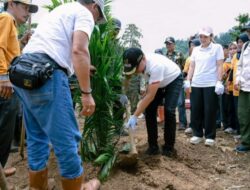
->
<box><xmin>123</xmin><ymin>47</ymin><xmax>183</xmax><ymax>157</ymax></box>
<box><xmin>12</xmin><ymin>0</ymin><xmax>106</xmax><ymax>189</ymax></box>
<box><xmin>0</xmin><ymin>0</ymin><xmax>38</xmax><ymax>178</ymax></box>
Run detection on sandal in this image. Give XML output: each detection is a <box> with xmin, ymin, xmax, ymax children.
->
<box><xmin>82</xmin><ymin>178</ymin><xmax>101</xmax><ymax>190</ymax></box>
<box><xmin>4</xmin><ymin>167</ymin><xmax>16</xmax><ymax>177</ymax></box>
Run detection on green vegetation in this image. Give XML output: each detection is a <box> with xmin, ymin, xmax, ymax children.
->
<box><xmin>121</xmin><ymin>24</ymin><xmax>143</xmax><ymax>48</ymax></box>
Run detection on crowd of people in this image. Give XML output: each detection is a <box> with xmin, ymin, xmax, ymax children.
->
<box><xmin>0</xmin><ymin>0</ymin><xmax>250</xmax><ymax>189</ymax></box>
<box><xmin>125</xmin><ymin>24</ymin><xmax>250</xmax><ymax>154</ymax></box>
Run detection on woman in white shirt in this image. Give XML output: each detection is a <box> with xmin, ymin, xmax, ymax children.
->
<box><xmin>184</xmin><ymin>26</ymin><xmax>224</xmax><ymax>146</ymax></box>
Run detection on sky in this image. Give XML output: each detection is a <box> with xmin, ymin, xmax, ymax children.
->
<box><xmin>27</xmin><ymin>0</ymin><xmax>250</xmax><ymax>52</ymax></box>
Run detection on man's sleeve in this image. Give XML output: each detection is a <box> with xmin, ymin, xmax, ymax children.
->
<box><xmin>0</xmin><ymin>15</ymin><xmax>12</xmax><ymax>75</ymax></box>
<box><xmin>74</xmin><ymin>10</ymin><xmax>95</xmax><ymax>40</ymax></box>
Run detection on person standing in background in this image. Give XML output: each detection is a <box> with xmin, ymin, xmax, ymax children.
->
<box><xmin>234</xmin><ymin>22</ymin><xmax>250</xmax><ymax>153</ymax></box>
<box><xmin>183</xmin><ymin>38</ymin><xmax>201</xmax><ymax>135</ymax></box>
<box><xmin>222</xmin><ymin>43</ymin><xmax>237</xmax><ymax>134</ymax></box>
<box><xmin>165</xmin><ymin>36</ymin><xmax>187</xmax><ymax>130</ymax></box>
<box><xmin>184</xmin><ymin>26</ymin><xmax>224</xmax><ymax>146</ymax></box>
<box><xmin>230</xmin><ymin>33</ymin><xmax>249</xmax><ymax>139</ymax></box>
<box><xmin>0</xmin><ymin>0</ymin><xmax>38</xmax><ymax>177</ymax></box>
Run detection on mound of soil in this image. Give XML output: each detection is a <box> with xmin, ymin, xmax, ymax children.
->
<box><xmin>6</xmin><ymin>118</ymin><xmax>250</xmax><ymax>190</ymax></box>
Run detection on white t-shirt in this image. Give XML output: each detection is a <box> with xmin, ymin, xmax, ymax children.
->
<box><xmin>190</xmin><ymin>43</ymin><xmax>224</xmax><ymax>87</ymax></box>
<box><xmin>23</xmin><ymin>2</ymin><xmax>95</xmax><ymax>76</ymax></box>
<box><xmin>144</xmin><ymin>53</ymin><xmax>181</xmax><ymax>88</ymax></box>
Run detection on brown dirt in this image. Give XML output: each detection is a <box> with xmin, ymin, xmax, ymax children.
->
<box><xmin>6</xmin><ymin>118</ymin><xmax>250</xmax><ymax>190</ymax></box>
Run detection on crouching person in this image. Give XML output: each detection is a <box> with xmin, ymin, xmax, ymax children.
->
<box><xmin>124</xmin><ymin>48</ymin><xmax>183</xmax><ymax>157</ymax></box>
<box><xmin>12</xmin><ymin>0</ymin><xmax>107</xmax><ymax>189</ymax></box>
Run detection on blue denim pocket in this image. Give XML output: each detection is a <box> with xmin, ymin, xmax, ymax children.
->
<box><xmin>27</xmin><ymin>75</ymin><xmax>54</xmax><ymax>106</ymax></box>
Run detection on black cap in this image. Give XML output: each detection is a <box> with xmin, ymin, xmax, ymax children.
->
<box><xmin>112</xmin><ymin>18</ymin><xmax>121</xmax><ymax>30</ymax></box>
<box><xmin>164</xmin><ymin>37</ymin><xmax>175</xmax><ymax>44</ymax></box>
<box><xmin>190</xmin><ymin>39</ymin><xmax>201</xmax><ymax>47</ymax></box>
<box><xmin>123</xmin><ymin>48</ymin><xmax>144</xmax><ymax>75</ymax></box>
<box><xmin>236</xmin><ymin>33</ymin><xmax>249</xmax><ymax>43</ymax></box>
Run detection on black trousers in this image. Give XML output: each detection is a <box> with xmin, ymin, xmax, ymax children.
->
<box><xmin>0</xmin><ymin>93</ymin><xmax>19</xmax><ymax>167</ymax></box>
<box><xmin>191</xmin><ymin>87</ymin><xmax>218</xmax><ymax>139</ymax></box>
<box><xmin>222</xmin><ymin>92</ymin><xmax>235</xmax><ymax>129</ymax></box>
<box><xmin>145</xmin><ymin>74</ymin><xmax>183</xmax><ymax>149</ymax></box>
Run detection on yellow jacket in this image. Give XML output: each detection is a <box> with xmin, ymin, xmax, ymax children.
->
<box><xmin>232</xmin><ymin>54</ymin><xmax>239</xmax><ymax>96</ymax></box>
<box><xmin>183</xmin><ymin>56</ymin><xmax>191</xmax><ymax>74</ymax></box>
<box><xmin>222</xmin><ymin>60</ymin><xmax>233</xmax><ymax>92</ymax></box>
<box><xmin>0</xmin><ymin>12</ymin><xmax>20</xmax><ymax>76</ymax></box>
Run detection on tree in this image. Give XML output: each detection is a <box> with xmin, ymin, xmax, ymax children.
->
<box><xmin>214</xmin><ymin>32</ymin><xmax>233</xmax><ymax>46</ymax></box>
<box><xmin>121</xmin><ymin>24</ymin><xmax>143</xmax><ymax>48</ymax></box>
<box><xmin>175</xmin><ymin>39</ymin><xmax>189</xmax><ymax>57</ymax></box>
<box><xmin>230</xmin><ymin>13</ymin><xmax>250</xmax><ymax>40</ymax></box>
<box><xmin>18</xmin><ymin>23</ymin><xmax>37</xmax><ymax>38</ymax></box>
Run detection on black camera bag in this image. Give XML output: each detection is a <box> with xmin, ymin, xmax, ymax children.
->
<box><xmin>8</xmin><ymin>53</ymin><xmax>65</xmax><ymax>90</ymax></box>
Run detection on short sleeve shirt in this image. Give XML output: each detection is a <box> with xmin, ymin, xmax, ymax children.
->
<box><xmin>190</xmin><ymin>43</ymin><xmax>224</xmax><ymax>87</ymax></box>
<box><xmin>144</xmin><ymin>53</ymin><xmax>181</xmax><ymax>88</ymax></box>
<box><xmin>0</xmin><ymin>12</ymin><xmax>20</xmax><ymax>75</ymax></box>
<box><xmin>23</xmin><ymin>2</ymin><xmax>95</xmax><ymax>76</ymax></box>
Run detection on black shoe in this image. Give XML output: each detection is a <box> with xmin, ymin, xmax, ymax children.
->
<box><xmin>216</xmin><ymin>123</ymin><xmax>221</xmax><ymax>129</ymax></box>
<box><xmin>162</xmin><ymin>146</ymin><xmax>177</xmax><ymax>157</ymax></box>
<box><xmin>145</xmin><ymin>145</ymin><xmax>160</xmax><ymax>155</ymax></box>
<box><xmin>235</xmin><ymin>144</ymin><xmax>250</xmax><ymax>153</ymax></box>
<box><xmin>10</xmin><ymin>145</ymin><xmax>19</xmax><ymax>153</ymax></box>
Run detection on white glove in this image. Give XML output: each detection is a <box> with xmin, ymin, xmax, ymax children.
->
<box><xmin>125</xmin><ymin>115</ymin><xmax>137</xmax><ymax>130</ymax></box>
<box><xmin>183</xmin><ymin>80</ymin><xmax>191</xmax><ymax>90</ymax></box>
<box><xmin>215</xmin><ymin>81</ymin><xmax>224</xmax><ymax>95</ymax></box>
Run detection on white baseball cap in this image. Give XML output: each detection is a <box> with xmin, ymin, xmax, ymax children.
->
<box><xmin>198</xmin><ymin>26</ymin><xmax>213</xmax><ymax>36</ymax></box>
<box><xmin>93</xmin><ymin>0</ymin><xmax>107</xmax><ymax>24</ymax></box>
<box><xmin>4</xmin><ymin>0</ymin><xmax>38</xmax><ymax>13</ymax></box>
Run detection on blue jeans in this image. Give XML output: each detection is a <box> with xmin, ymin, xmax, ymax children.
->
<box><xmin>177</xmin><ymin>88</ymin><xmax>187</xmax><ymax>126</ymax></box>
<box><xmin>14</xmin><ymin>69</ymin><xmax>82</xmax><ymax>178</ymax></box>
<box><xmin>145</xmin><ymin>74</ymin><xmax>183</xmax><ymax>149</ymax></box>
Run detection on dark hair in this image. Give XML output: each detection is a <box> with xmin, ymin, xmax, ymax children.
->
<box><xmin>78</xmin><ymin>0</ymin><xmax>94</xmax><ymax>5</ymax></box>
<box><xmin>3</xmin><ymin>2</ymin><xmax>8</xmax><ymax>11</ymax></box>
<box><xmin>4</xmin><ymin>1</ymin><xmax>21</xmax><ymax>11</ymax></box>
<box><xmin>188</xmin><ymin>35</ymin><xmax>197</xmax><ymax>48</ymax></box>
<box><xmin>222</xmin><ymin>44</ymin><xmax>229</xmax><ymax>49</ymax></box>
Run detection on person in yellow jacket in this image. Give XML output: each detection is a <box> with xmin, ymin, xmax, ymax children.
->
<box><xmin>0</xmin><ymin>0</ymin><xmax>38</xmax><ymax>179</ymax></box>
<box><xmin>222</xmin><ymin>42</ymin><xmax>237</xmax><ymax>134</ymax></box>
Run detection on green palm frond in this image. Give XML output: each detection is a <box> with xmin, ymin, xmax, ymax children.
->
<box><xmin>82</xmin><ymin>11</ymin><xmax>124</xmax><ymax>181</ymax></box>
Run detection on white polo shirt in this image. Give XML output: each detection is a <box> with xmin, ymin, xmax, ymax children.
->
<box><xmin>190</xmin><ymin>42</ymin><xmax>224</xmax><ymax>87</ymax></box>
<box><xmin>23</xmin><ymin>2</ymin><xmax>95</xmax><ymax>76</ymax></box>
<box><xmin>144</xmin><ymin>53</ymin><xmax>181</xmax><ymax>88</ymax></box>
